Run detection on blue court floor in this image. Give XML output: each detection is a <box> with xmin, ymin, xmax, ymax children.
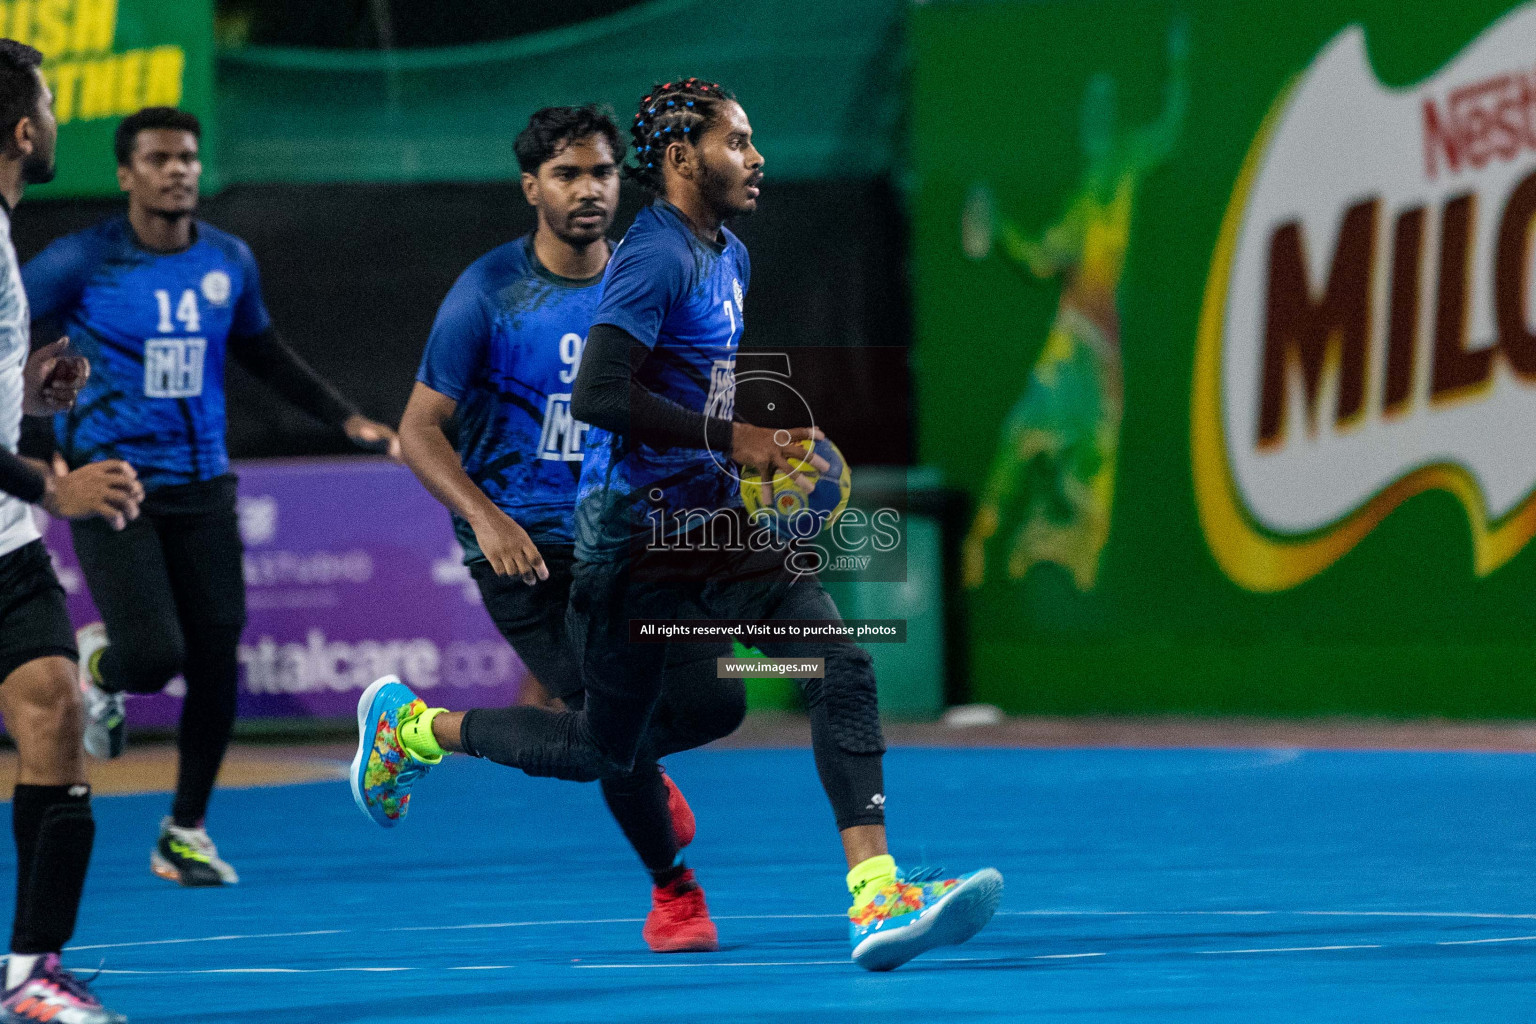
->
<box><xmin>48</xmin><ymin>746</ymin><xmax>1536</xmax><ymax>1022</ymax></box>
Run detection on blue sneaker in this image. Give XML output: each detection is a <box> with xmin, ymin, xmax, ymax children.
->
<box><xmin>350</xmin><ymin>675</ymin><xmax>440</xmax><ymax>828</ymax></box>
<box><xmin>849</xmin><ymin>866</ymin><xmax>1004</xmax><ymax>971</ymax></box>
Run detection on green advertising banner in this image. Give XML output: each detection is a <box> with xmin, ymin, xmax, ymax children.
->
<box><xmin>0</xmin><ymin>0</ymin><xmax>214</xmax><ymax>197</ymax></box>
<box><xmin>912</xmin><ymin>0</ymin><xmax>1536</xmax><ymax>717</ymax></box>
<box><xmin>216</xmin><ymin>0</ymin><xmax>901</xmax><ymax>186</ymax></box>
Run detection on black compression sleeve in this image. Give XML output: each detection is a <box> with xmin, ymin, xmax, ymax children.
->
<box><xmin>228</xmin><ymin>326</ymin><xmax>359</xmax><ymax>428</ymax></box>
<box><xmin>572</xmin><ymin>323</ymin><xmax>734</xmax><ymax>452</ymax></box>
<box><xmin>0</xmin><ymin>448</ymin><xmax>46</xmax><ymax>504</ymax></box>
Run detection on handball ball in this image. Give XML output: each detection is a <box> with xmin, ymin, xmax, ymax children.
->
<box><xmin>741</xmin><ymin>437</ymin><xmax>852</xmax><ymax>541</ymax></box>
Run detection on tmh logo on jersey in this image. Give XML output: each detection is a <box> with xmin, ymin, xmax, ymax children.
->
<box><xmin>144</xmin><ymin>338</ymin><xmax>206</xmax><ymax>398</ymax></box>
<box><xmin>537</xmin><ymin>394</ymin><xmax>588</xmax><ymax>461</ymax></box>
<box><xmin>705</xmin><ymin>358</ymin><xmax>736</xmax><ymax>420</ymax></box>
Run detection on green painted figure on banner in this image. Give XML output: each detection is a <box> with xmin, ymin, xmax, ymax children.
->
<box><xmin>960</xmin><ymin>20</ymin><xmax>1187</xmax><ymax>591</ymax></box>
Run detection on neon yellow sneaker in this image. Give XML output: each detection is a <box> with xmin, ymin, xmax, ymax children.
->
<box><xmin>151</xmin><ymin>816</ymin><xmax>238</xmax><ymax>887</ymax></box>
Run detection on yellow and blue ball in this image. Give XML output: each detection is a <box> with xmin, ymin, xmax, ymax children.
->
<box><xmin>740</xmin><ymin>437</ymin><xmax>852</xmax><ymax>542</ymax></box>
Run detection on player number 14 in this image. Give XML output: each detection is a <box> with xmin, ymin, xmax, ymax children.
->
<box><xmin>154</xmin><ymin>288</ymin><xmax>201</xmax><ymax>334</ymax></box>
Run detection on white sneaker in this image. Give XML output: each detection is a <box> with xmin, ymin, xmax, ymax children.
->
<box><xmin>75</xmin><ymin>623</ymin><xmax>125</xmax><ymax>759</ymax></box>
<box><xmin>0</xmin><ymin>952</ymin><xmax>127</xmax><ymax>1023</ymax></box>
<box><xmin>151</xmin><ymin>816</ymin><xmax>240</xmax><ymax>886</ymax></box>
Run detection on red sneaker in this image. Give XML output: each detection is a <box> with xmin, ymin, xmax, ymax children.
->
<box><xmin>661</xmin><ymin>768</ymin><xmax>695</xmax><ymax>848</ymax></box>
<box><xmin>642</xmin><ymin>870</ymin><xmax>720</xmax><ymax>953</ymax></box>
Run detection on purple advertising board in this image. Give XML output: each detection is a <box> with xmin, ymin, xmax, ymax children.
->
<box><xmin>42</xmin><ymin>457</ymin><xmax>527</xmax><ymax>728</ymax></box>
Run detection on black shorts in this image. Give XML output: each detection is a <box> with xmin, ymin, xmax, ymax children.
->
<box><xmin>0</xmin><ymin>540</ymin><xmax>77</xmax><ymax>684</ymax></box>
<box><xmin>471</xmin><ymin>546</ymin><xmax>583</xmax><ymax>698</ymax></box>
<box><xmin>69</xmin><ymin>474</ymin><xmax>246</xmax><ymax>694</ymax></box>
<box><xmin>470</xmin><ymin>544</ymin><xmax>728</xmax><ymax>701</ymax></box>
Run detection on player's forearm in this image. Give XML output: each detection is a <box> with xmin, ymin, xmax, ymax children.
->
<box><xmin>630</xmin><ymin>380</ymin><xmax>736</xmax><ymax>451</ymax></box>
<box><xmin>574</xmin><ymin>323</ymin><xmax>734</xmax><ymax>451</ymax></box>
<box><xmin>229</xmin><ymin>326</ymin><xmax>359</xmax><ymax>427</ymax></box>
<box><xmin>398</xmin><ymin>408</ymin><xmax>502</xmax><ymax>527</ymax></box>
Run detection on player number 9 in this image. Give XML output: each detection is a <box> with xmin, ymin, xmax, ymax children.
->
<box><xmin>558</xmin><ymin>332</ymin><xmax>583</xmax><ymax>383</ymax></box>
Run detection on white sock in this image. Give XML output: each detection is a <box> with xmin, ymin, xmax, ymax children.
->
<box><xmin>6</xmin><ymin>953</ymin><xmax>41</xmax><ymax>990</ymax></box>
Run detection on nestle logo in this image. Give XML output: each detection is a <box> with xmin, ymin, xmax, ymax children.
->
<box><xmin>1423</xmin><ymin>67</ymin><xmax>1536</xmax><ymax>179</ymax></box>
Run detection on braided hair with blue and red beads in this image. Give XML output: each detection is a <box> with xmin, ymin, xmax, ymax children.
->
<box><xmin>625</xmin><ymin>77</ymin><xmax>736</xmax><ymax>196</ymax></box>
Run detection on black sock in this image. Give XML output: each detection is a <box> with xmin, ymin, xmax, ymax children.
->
<box><xmin>650</xmin><ymin>862</ymin><xmax>692</xmax><ymax>889</ymax></box>
<box><xmin>11</xmin><ymin>784</ymin><xmax>94</xmax><ymax>955</ymax></box>
<box><xmin>599</xmin><ymin>764</ymin><xmax>686</xmax><ymax>886</ymax></box>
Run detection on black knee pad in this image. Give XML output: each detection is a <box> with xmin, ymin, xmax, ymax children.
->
<box><xmin>820</xmin><ymin>646</ymin><xmax>885</xmax><ymax>755</ymax></box>
<box><xmin>13</xmin><ymin>803</ymin><xmax>94</xmax><ymax>953</ymax></box>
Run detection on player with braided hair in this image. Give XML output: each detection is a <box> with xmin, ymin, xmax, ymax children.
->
<box><xmin>624</xmin><ymin>78</ymin><xmax>734</xmax><ymax>196</ymax></box>
<box><xmin>365</xmin><ymin>80</ymin><xmax>1002</xmax><ymax>972</ymax></box>
<box><xmin>362</xmin><ymin>104</ymin><xmax>745</xmax><ymax>955</ymax></box>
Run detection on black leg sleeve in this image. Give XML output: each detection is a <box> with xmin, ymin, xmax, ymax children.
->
<box><xmin>599</xmin><ymin>763</ymin><xmax>680</xmax><ymax>877</ymax></box>
<box><xmin>459</xmin><ymin>705</ymin><xmax>616</xmax><ymax>782</ymax></box>
<box><xmin>741</xmin><ymin>565</ymin><xmax>888</xmax><ymax>831</ymax></box>
<box><xmin>805</xmin><ymin>674</ymin><xmax>888</xmax><ymax>830</ymax></box>
<box><xmin>594</xmin><ymin>649</ymin><xmax>743</xmax><ymax>881</ymax></box>
<box><xmin>159</xmin><ymin>484</ymin><xmax>247</xmax><ymax>827</ymax></box>
<box><xmin>454</xmin><ymin>556</ymin><xmax>683</xmax><ymax>782</ymax></box>
<box><xmin>171</xmin><ymin>625</ymin><xmax>241</xmax><ymax>827</ymax></box>
<box><xmin>11</xmin><ymin>784</ymin><xmax>93</xmax><ymax>955</ymax></box>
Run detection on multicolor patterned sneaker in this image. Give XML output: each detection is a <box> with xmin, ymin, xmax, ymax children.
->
<box><xmin>849</xmin><ymin>866</ymin><xmax>1004</xmax><ymax>971</ymax></box>
<box><xmin>350</xmin><ymin>676</ymin><xmax>440</xmax><ymax>828</ymax></box>
<box><xmin>0</xmin><ymin>953</ymin><xmax>126</xmax><ymax>1023</ymax></box>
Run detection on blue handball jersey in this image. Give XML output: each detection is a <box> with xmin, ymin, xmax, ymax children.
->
<box><xmin>417</xmin><ymin>234</ymin><xmax>603</xmax><ymax>558</ymax></box>
<box><xmin>23</xmin><ymin>216</ymin><xmax>271</xmax><ymax>490</ymax></box>
<box><xmin>576</xmin><ymin>201</ymin><xmax>750</xmax><ymax>561</ymax></box>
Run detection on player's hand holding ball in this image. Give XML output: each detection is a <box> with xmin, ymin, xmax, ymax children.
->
<box><xmin>469</xmin><ymin>504</ymin><xmax>549</xmax><ymax>586</ymax></box>
<box><xmin>42</xmin><ymin>457</ymin><xmax>143</xmax><ymax>531</ymax></box>
<box><xmin>23</xmin><ymin>337</ymin><xmax>90</xmax><ymax>415</ymax></box>
<box><xmin>735</xmin><ymin>427</ymin><xmax>851</xmax><ymax>541</ymax></box>
<box><xmin>731</xmin><ymin>423</ymin><xmax>829</xmax><ymax>508</ymax></box>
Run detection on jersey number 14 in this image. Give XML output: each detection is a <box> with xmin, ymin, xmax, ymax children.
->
<box><xmin>146</xmin><ymin>289</ymin><xmax>206</xmax><ymax>398</ymax></box>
